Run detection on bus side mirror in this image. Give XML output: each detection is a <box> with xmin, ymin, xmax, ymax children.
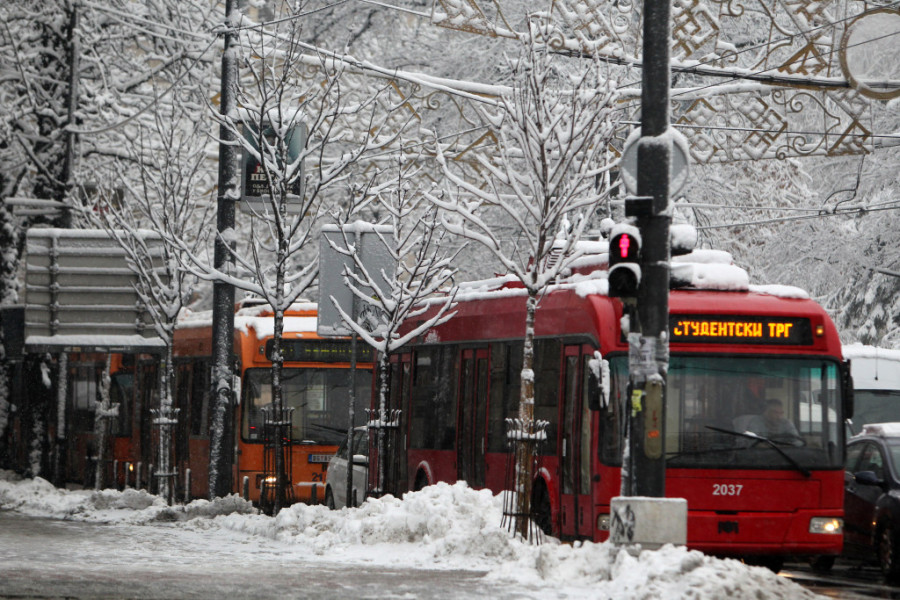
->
<box><xmin>842</xmin><ymin>360</ymin><xmax>854</xmax><ymax>420</ymax></box>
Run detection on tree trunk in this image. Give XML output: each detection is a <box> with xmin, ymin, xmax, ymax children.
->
<box><xmin>376</xmin><ymin>350</ymin><xmax>390</xmax><ymax>497</ymax></box>
<box><xmin>94</xmin><ymin>355</ymin><xmax>112</xmax><ymax>491</ymax></box>
<box><xmin>513</xmin><ymin>292</ymin><xmax>538</xmax><ymax>539</ymax></box>
<box><xmin>155</xmin><ymin>345</ymin><xmax>176</xmax><ymax>503</ymax></box>
<box><xmin>271</xmin><ymin>306</ymin><xmax>286</xmax><ymax>513</ymax></box>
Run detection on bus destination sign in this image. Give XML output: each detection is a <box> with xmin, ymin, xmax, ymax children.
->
<box><xmin>670</xmin><ymin>315</ymin><xmax>813</xmax><ymax>345</ymax></box>
<box><xmin>266</xmin><ymin>339</ymin><xmax>375</xmax><ymax>363</ymax></box>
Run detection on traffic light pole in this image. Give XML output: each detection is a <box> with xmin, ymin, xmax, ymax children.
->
<box><xmin>627</xmin><ymin>0</ymin><xmax>671</xmax><ymax>498</ymax></box>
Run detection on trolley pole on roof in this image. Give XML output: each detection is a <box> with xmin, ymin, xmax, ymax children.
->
<box><xmin>209</xmin><ymin>0</ymin><xmax>239</xmax><ymax>499</ymax></box>
<box><xmin>626</xmin><ymin>0</ymin><xmax>671</xmax><ymax>498</ymax></box>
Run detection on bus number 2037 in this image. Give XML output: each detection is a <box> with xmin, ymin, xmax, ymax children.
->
<box><xmin>713</xmin><ymin>483</ymin><xmax>743</xmax><ymax>496</ymax></box>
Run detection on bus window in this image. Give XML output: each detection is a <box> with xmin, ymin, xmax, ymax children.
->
<box><xmin>534</xmin><ymin>339</ymin><xmax>560</xmax><ymax>456</ymax></box>
<box><xmin>851</xmin><ymin>390</ymin><xmax>900</xmax><ymax>435</ymax></box>
<box><xmin>600</xmin><ymin>356</ymin><xmax>628</xmax><ymax>466</ymax></box>
<box><xmin>242</xmin><ymin>367</ymin><xmax>372</xmax><ymax>446</ymax></box>
<box><xmin>190</xmin><ymin>361</ymin><xmax>210</xmax><ymax>438</ymax></box>
<box><xmin>108</xmin><ymin>372</ymin><xmax>133</xmax><ymax>436</ymax></box>
<box><xmin>488</xmin><ymin>342</ymin><xmax>522</xmax><ymax>452</ymax></box>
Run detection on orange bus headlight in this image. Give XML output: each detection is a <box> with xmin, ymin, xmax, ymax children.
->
<box><xmin>809</xmin><ymin>517</ymin><xmax>843</xmax><ymax>534</ymax></box>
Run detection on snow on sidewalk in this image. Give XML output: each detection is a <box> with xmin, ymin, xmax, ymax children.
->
<box><xmin>0</xmin><ymin>470</ymin><xmax>820</xmax><ymax>599</ymax></box>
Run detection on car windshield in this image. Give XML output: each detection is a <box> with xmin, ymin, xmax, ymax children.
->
<box><xmin>242</xmin><ymin>367</ymin><xmax>372</xmax><ymax>445</ymax></box>
<box><xmin>601</xmin><ymin>355</ymin><xmax>845</xmax><ymax>471</ymax></box>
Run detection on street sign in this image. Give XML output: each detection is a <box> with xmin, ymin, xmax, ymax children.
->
<box><xmin>24</xmin><ymin>228</ymin><xmax>167</xmax><ymax>353</ymax></box>
<box><xmin>620</xmin><ymin>128</ymin><xmax>690</xmax><ymax>196</ymax></box>
<box><xmin>240</xmin><ymin>122</ymin><xmax>307</xmax><ymax>214</ymax></box>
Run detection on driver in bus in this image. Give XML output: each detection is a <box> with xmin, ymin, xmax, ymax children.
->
<box><xmin>747</xmin><ymin>398</ymin><xmax>803</xmax><ymax>445</ymax></box>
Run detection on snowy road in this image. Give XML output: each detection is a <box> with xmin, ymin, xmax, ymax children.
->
<box><xmin>0</xmin><ymin>510</ymin><xmax>528</xmax><ymax>599</ymax></box>
<box><xmin>0</xmin><ymin>474</ymin><xmax>840</xmax><ymax>599</ymax></box>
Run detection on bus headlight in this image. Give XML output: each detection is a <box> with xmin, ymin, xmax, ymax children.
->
<box><xmin>597</xmin><ymin>514</ymin><xmax>610</xmax><ymax>531</ymax></box>
<box><xmin>809</xmin><ymin>517</ymin><xmax>843</xmax><ymax>534</ymax></box>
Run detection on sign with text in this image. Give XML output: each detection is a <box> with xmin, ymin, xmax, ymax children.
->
<box><xmin>267</xmin><ymin>339</ymin><xmax>375</xmax><ymax>363</ymax></box>
<box><xmin>240</xmin><ymin>122</ymin><xmax>306</xmax><ymax>214</ymax></box>
<box><xmin>670</xmin><ymin>315</ymin><xmax>813</xmax><ymax>345</ymax></box>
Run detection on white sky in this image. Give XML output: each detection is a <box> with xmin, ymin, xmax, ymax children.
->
<box><xmin>0</xmin><ymin>470</ymin><xmax>823</xmax><ymax>599</ymax></box>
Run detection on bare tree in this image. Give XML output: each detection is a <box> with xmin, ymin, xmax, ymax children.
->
<box><xmin>424</xmin><ymin>18</ymin><xmax>621</xmax><ymax>539</ymax></box>
<box><xmin>79</xmin><ymin>94</ymin><xmax>216</xmax><ymax>501</ymax></box>
<box><xmin>167</xmin><ymin>5</ymin><xmax>417</xmax><ymax>513</ymax></box>
<box><xmin>322</xmin><ymin>150</ymin><xmax>462</xmax><ymax>501</ymax></box>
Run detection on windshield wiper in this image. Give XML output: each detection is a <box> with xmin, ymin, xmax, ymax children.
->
<box><xmin>705</xmin><ymin>425</ymin><xmax>811</xmax><ymax>477</ymax></box>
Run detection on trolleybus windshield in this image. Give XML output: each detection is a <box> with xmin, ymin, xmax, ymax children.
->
<box><xmin>603</xmin><ymin>355</ymin><xmax>844</xmax><ymax>471</ymax></box>
<box><xmin>242</xmin><ymin>368</ymin><xmax>372</xmax><ymax>445</ymax></box>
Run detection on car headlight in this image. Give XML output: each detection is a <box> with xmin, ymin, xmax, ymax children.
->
<box><xmin>809</xmin><ymin>517</ymin><xmax>843</xmax><ymax>534</ymax></box>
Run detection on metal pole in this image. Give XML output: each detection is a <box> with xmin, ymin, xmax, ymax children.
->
<box><xmin>209</xmin><ymin>0</ymin><xmax>239</xmax><ymax>499</ymax></box>
<box><xmin>59</xmin><ymin>0</ymin><xmax>80</xmax><ymax>229</ymax></box>
<box><xmin>54</xmin><ymin>353</ymin><xmax>68</xmax><ymax>487</ymax></box>
<box><xmin>346</xmin><ymin>230</ymin><xmax>358</xmax><ymax>507</ymax></box>
<box><xmin>629</xmin><ymin>0</ymin><xmax>671</xmax><ymax>498</ymax></box>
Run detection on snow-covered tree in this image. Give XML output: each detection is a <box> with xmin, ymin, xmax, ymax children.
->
<box><xmin>424</xmin><ymin>18</ymin><xmax>621</xmax><ymax>539</ymax></box>
<box><xmin>166</xmin><ymin>4</ymin><xmax>418</xmax><ymax>511</ymax></box>
<box><xmin>78</xmin><ymin>92</ymin><xmax>216</xmax><ymax>500</ymax></box>
<box><xmin>0</xmin><ymin>0</ymin><xmax>220</xmax><ymax>478</ymax></box>
<box><xmin>322</xmin><ymin>151</ymin><xmax>462</xmax><ymax>500</ymax></box>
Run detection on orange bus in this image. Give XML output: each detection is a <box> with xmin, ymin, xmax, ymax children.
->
<box><xmin>165</xmin><ymin>298</ymin><xmax>375</xmax><ymax>505</ymax></box>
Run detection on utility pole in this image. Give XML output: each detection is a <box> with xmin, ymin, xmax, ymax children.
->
<box><xmin>627</xmin><ymin>0</ymin><xmax>672</xmax><ymax>498</ymax></box>
<box><xmin>209</xmin><ymin>0</ymin><xmax>239</xmax><ymax>499</ymax></box>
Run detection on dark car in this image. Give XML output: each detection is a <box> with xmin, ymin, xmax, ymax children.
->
<box><xmin>839</xmin><ymin>423</ymin><xmax>900</xmax><ymax>580</ymax></box>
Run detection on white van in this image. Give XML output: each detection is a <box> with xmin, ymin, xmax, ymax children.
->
<box><xmin>843</xmin><ymin>344</ymin><xmax>900</xmax><ymax>436</ymax></box>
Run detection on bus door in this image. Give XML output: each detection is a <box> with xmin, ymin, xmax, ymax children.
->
<box><xmin>136</xmin><ymin>359</ymin><xmax>158</xmax><ymax>491</ymax></box>
<box><xmin>458</xmin><ymin>347</ymin><xmax>489</xmax><ymax>488</ymax></box>
<box><xmin>384</xmin><ymin>352</ymin><xmax>411</xmax><ymax>497</ymax></box>
<box><xmin>559</xmin><ymin>345</ymin><xmax>594</xmax><ymax>539</ymax></box>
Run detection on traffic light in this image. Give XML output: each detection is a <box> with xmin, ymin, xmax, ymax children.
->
<box><xmin>608</xmin><ymin>226</ymin><xmax>641</xmax><ymax>298</ymax></box>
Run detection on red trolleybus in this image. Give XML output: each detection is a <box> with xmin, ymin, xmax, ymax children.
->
<box><xmin>382</xmin><ymin>252</ymin><xmax>851</xmax><ymax>569</ymax></box>
<box><xmin>108</xmin><ymin>299</ymin><xmax>373</xmax><ymax>505</ymax></box>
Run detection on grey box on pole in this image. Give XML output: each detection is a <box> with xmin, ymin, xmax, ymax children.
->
<box><xmin>318</xmin><ymin>223</ymin><xmax>395</xmax><ymax>337</ymax></box>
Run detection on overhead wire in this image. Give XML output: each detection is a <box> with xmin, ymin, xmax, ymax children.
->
<box><xmin>692</xmin><ymin>201</ymin><xmax>900</xmax><ymax>230</ymax></box>
<box><xmin>663</xmin><ymin>26</ymin><xmax>900</xmax><ymax>102</ymax></box>
<box><xmin>616</xmin><ymin>0</ymin><xmax>900</xmax><ymax>91</ymax></box>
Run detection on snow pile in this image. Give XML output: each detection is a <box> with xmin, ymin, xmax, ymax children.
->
<box><xmin>0</xmin><ymin>469</ymin><xmax>254</xmax><ymax>524</ymax></box>
<box><xmin>213</xmin><ymin>482</ymin><xmax>517</xmax><ymax>562</ymax></box>
<box><xmin>0</xmin><ymin>471</ymin><xmax>822</xmax><ymax>599</ymax></box>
